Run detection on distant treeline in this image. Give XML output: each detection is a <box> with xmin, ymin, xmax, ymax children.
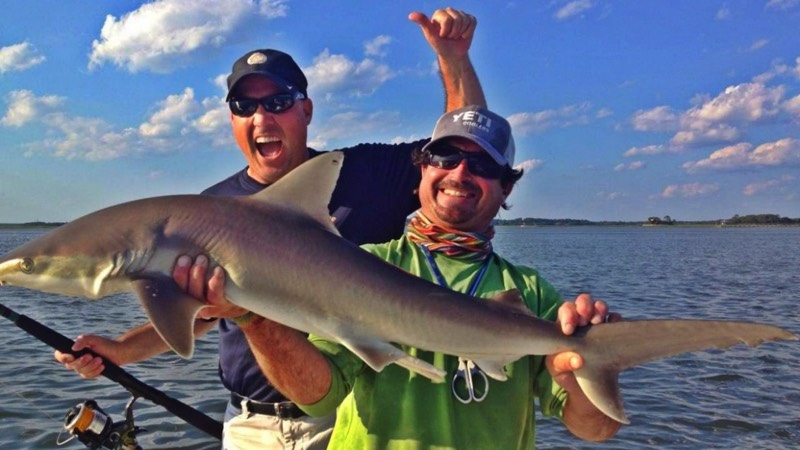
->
<box><xmin>3</xmin><ymin>215</ymin><xmax>798</xmax><ymax>230</ymax></box>
<box><xmin>494</xmin><ymin>218</ymin><xmax>633</xmax><ymax>226</ymax></box>
<box><xmin>724</xmin><ymin>214</ymin><xmax>800</xmax><ymax>225</ymax></box>
<box><xmin>495</xmin><ymin>213</ymin><xmax>800</xmax><ymax>227</ymax></box>
<box><xmin>0</xmin><ymin>222</ymin><xmax>65</xmax><ymax>229</ymax></box>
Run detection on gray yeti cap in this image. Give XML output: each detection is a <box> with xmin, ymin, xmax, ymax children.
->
<box><xmin>422</xmin><ymin>105</ymin><xmax>515</xmax><ymax>167</ymax></box>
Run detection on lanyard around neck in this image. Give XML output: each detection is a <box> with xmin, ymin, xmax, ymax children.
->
<box><xmin>419</xmin><ymin>245</ymin><xmax>491</xmax><ymax>295</ymax></box>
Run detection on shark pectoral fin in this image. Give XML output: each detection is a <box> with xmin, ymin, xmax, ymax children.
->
<box><xmin>574</xmin><ymin>367</ymin><xmax>629</xmax><ymax>424</ymax></box>
<box><xmin>394</xmin><ymin>354</ymin><xmax>448</xmax><ymax>383</ymax></box>
<box><xmin>340</xmin><ymin>337</ymin><xmax>447</xmax><ymax>383</ymax></box>
<box><xmin>130</xmin><ymin>276</ymin><xmax>204</xmax><ymax>359</ymax></box>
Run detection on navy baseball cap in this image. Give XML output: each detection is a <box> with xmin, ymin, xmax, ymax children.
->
<box><xmin>226</xmin><ymin>49</ymin><xmax>308</xmax><ymax>100</ymax></box>
<box><xmin>422</xmin><ymin>105</ymin><xmax>515</xmax><ymax>168</ymax></box>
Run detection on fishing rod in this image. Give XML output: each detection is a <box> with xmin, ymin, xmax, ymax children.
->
<box><xmin>0</xmin><ymin>302</ymin><xmax>222</xmax><ymax>448</ymax></box>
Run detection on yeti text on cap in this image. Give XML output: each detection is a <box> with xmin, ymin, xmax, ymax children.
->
<box><xmin>452</xmin><ymin>110</ymin><xmax>492</xmax><ymax>132</ymax></box>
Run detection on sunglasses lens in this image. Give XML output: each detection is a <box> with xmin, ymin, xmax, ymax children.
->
<box><xmin>229</xmin><ymin>99</ymin><xmax>258</xmax><ymax>117</ymax></box>
<box><xmin>228</xmin><ymin>93</ymin><xmax>300</xmax><ymax>117</ymax></box>
<box><xmin>428</xmin><ymin>147</ymin><xmax>462</xmax><ymax>170</ymax></box>
<box><xmin>426</xmin><ymin>145</ymin><xmax>503</xmax><ymax>179</ymax></box>
<box><xmin>467</xmin><ymin>159</ymin><xmax>503</xmax><ymax>179</ymax></box>
<box><xmin>264</xmin><ymin>94</ymin><xmax>295</xmax><ymax>112</ymax></box>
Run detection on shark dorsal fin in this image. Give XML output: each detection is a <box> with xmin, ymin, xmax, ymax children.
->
<box><xmin>250</xmin><ymin>151</ymin><xmax>344</xmax><ymax>235</ymax></box>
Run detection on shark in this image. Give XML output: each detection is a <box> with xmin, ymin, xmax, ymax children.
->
<box><xmin>0</xmin><ymin>151</ymin><xmax>796</xmax><ymax>424</ymax></box>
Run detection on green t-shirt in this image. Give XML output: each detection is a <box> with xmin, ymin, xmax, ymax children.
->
<box><xmin>300</xmin><ymin>235</ymin><xmax>567</xmax><ymax>450</ymax></box>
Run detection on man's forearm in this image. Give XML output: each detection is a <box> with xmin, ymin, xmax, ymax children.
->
<box><xmin>114</xmin><ymin>319</ymin><xmax>216</xmax><ymax>365</ymax></box>
<box><xmin>240</xmin><ymin>316</ymin><xmax>332</xmax><ymax>405</ymax></box>
<box><xmin>439</xmin><ymin>54</ymin><xmax>486</xmax><ymax>111</ymax></box>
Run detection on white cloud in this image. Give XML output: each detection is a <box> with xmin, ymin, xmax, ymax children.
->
<box><xmin>682</xmin><ymin>138</ymin><xmax>800</xmax><ymax>173</ymax></box>
<box><xmin>1</xmin><ymin>90</ymin><xmax>63</xmax><ymax>127</ymax></box>
<box><xmin>784</xmin><ymin>94</ymin><xmax>800</xmax><ymax>119</ymax></box>
<box><xmin>795</xmin><ymin>56</ymin><xmax>800</xmax><ymax>79</ymax></box>
<box><xmin>661</xmin><ymin>183</ymin><xmax>719</xmax><ymax>198</ymax></box>
<box><xmin>766</xmin><ymin>0</ymin><xmax>800</xmax><ymax>11</ymax></box>
<box><xmin>364</xmin><ymin>35</ymin><xmax>392</xmax><ymax>57</ymax></box>
<box><xmin>514</xmin><ymin>159</ymin><xmax>544</xmax><ymax>172</ymax></box>
<box><xmin>684</xmin><ymin>82</ymin><xmax>784</xmax><ymax>124</ymax></box>
<box><xmin>389</xmin><ymin>134</ymin><xmax>426</xmax><ymax>145</ymax></box>
<box><xmin>743</xmin><ymin>175</ymin><xmax>795</xmax><ymax>196</ymax></box>
<box><xmin>309</xmin><ymin>110</ymin><xmax>401</xmax><ymax>149</ymax></box>
<box><xmin>191</xmin><ymin>96</ymin><xmax>231</xmax><ymax>147</ymax></box>
<box><xmin>139</xmin><ymin>88</ymin><xmax>199</xmax><ymax>138</ymax></box>
<box><xmin>599</xmin><ymin>191</ymin><xmax>628</xmax><ymax>200</ymax></box>
<box><xmin>595</xmin><ymin>107</ymin><xmax>613</xmax><ymax>119</ymax></box>
<box><xmin>623</xmin><ymin>144</ymin><xmax>668</xmax><ymax>157</ymax></box>
<box><xmin>715</xmin><ymin>7</ymin><xmax>732</xmax><ymax>20</ymax></box>
<box><xmin>555</xmin><ymin>0</ymin><xmax>594</xmax><ymax>20</ymax></box>
<box><xmin>507</xmin><ymin>103</ymin><xmax>593</xmax><ymax>136</ymax></box>
<box><xmin>14</xmin><ymin>86</ymin><xmax>233</xmax><ymax>160</ymax></box>
<box><xmin>631</xmin><ymin>106</ymin><xmax>679</xmax><ymax>132</ymax></box>
<box><xmin>614</xmin><ymin>161</ymin><xmax>645</xmax><ymax>171</ymax></box>
<box><xmin>304</xmin><ymin>49</ymin><xmax>395</xmax><ymax>99</ymax></box>
<box><xmin>193</xmin><ymin>96</ymin><xmax>228</xmax><ymax>127</ymax></box>
<box><xmin>36</xmin><ymin>113</ymin><xmax>136</xmax><ymax>160</ymax></box>
<box><xmin>88</xmin><ymin>0</ymin><xmax>288</xmax><ymax>73</ymax></box>
<box><xmin>753</xmin><ymin>56</ymin><xmax>800</xmax><ymax>84</ymax></box>
<box><xmin>669</xmin><ymin>122</ymin><xmax>741</xmax><ymax>148</ymax></box>
<box><xmin>632</xmin><ymin>79</ymin><xmax>793</xmax><ymax>149</ymax></box>
<box><xmin>255</xmin><ymin>0</ymin><xmax>289</xmax><ymax>18</ymax></box>
<box><xmin>0</xmin><ymin>42</ymin><xmax>46</xmax><ymax>74</ymax></box>
<box><xmin>747</xmin><ymin>38</ymin><xmax>769</xmax><ymax>52</ymax></box>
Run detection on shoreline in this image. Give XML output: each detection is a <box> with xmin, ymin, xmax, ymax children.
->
<box><xmin>2</xmin><ymin>220</ymin><xmax>799</xmax><ymax>231</ymax></box>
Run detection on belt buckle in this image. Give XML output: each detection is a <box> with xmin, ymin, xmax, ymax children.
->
<box><xmin>274</xmin><ymin>402</ymin><xmax>291</xmax><ymax>419</ymax></box>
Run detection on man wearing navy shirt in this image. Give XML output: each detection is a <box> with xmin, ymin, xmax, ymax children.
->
<box><xmin>56</xmin><ymin>7</ymin><xmax>487</xmax><ymax>449</ymax></box>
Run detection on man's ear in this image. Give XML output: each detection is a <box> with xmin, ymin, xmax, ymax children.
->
<box><xmin>303</xmin><ymin>98</ymin><xmax>314</xmax><ymax>125</ymax></box>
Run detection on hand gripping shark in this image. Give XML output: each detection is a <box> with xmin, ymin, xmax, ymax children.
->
<box><xmin>0</xmin><ymin>152</ymin><xmax>796</xmax><ymax>424</ymax></box>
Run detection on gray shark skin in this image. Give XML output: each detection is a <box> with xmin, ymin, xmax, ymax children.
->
<box><xmin>0</xmin><ymin>152</ymin><xmax>796</xmax><ymax>424</ymax></box>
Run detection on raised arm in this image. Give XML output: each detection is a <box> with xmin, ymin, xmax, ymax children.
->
<box><xmin>409</xmin><ymin>7</ymin><xmax>486</xmax><ymax>110</ymax></box>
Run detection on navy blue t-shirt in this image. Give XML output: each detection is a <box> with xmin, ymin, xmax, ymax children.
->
<box><xmin>203</xmin><ymin>141</ymin><xmax>425</xmax><ymax>403</ymax></box>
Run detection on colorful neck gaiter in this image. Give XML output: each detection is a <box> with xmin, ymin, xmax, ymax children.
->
<box><xmin>406</xmin><ymin>211</ymin><xmax>494</xmax><ymax>262</ymax></box>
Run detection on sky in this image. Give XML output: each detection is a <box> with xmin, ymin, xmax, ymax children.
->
<box><xmin>1</xmin><ymin>0</ymin><xmax>799</xmax><ymax>223</ymax></box>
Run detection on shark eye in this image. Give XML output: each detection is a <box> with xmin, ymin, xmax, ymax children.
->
<box><xmin>19</xmin><ymin>258</ymin><xmax>34</xmax><ymax>274</ymax></box>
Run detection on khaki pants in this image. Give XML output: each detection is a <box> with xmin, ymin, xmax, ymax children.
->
<box><xmin>222</xmin><ymin>399</ymin><xmax>335</xmax><ymax>450</ymax></box>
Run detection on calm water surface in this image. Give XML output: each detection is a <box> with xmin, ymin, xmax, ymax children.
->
<box><xmin>1</xmin><ymin>226</ymin><xmax>798</xmax><ymax>449</ymax></box>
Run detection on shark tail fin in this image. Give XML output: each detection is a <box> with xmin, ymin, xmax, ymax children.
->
<box><xmin>572</xmin><ymin>319</ymin><xmax>798</xmax><ymax>424</ymax></box>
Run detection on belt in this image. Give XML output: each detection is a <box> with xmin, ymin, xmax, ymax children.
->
<box><xmin>230</xmin><ymin>393</ymin><xmax>306</xmax><ymax>419</ymax></box>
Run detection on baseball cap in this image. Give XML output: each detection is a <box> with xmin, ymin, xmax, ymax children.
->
<box><xmin>226</xmin><ymin>49</ymin><xmax>308</xmax><ymax>101</ymax></box>
<box><xmin>422</xmin><ymin>105</ymin><xmax>515</xmax><ymax>167</ymax></box>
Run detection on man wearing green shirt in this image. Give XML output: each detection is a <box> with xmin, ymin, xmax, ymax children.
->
<box><xmin>294</xmin><ymin>105</ymin><xmax>622</xmax><ymax>448</ymax></box>
<box><xmin>187</xmin><ymin>105</ymin><xmax>622</xmax><ymax>448</ymax></box>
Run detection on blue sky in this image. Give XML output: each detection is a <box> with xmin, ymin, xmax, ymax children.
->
<box><xmin>1</xmin><ymin>0</ymin><xmax>799</xmax><ymax>223</ymax></box>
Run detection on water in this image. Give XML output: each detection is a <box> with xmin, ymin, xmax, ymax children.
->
<box><xmin>1</xmin><ymin>226</ymin><xmax>798</xmax><ymax>449</ymax></box>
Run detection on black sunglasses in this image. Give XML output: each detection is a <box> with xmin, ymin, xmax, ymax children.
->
<box><xmin>228</xmin><ymin>92</ymin><xmax>305</xmax><ymax>117</ymax></box>
<box><xmin>423</xmin><ymin>144</ymin><xmax>505</xmax><ymax>179</ymax></box>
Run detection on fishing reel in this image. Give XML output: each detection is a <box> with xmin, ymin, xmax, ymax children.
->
<box><xmin>60</xmin><ymin>396</ymin><xmax>144</xmax><ymax>450</ymax></box>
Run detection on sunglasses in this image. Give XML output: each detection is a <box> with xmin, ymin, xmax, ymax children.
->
<box><xmin>423</xmin><ymin>144</ymin><xmax>505</xmax><ymax>179</ymax></box>
<box><xmin>228</xmin><ymin>92</ymin><xmax>305</xmax><ymax>117</ymax></box>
